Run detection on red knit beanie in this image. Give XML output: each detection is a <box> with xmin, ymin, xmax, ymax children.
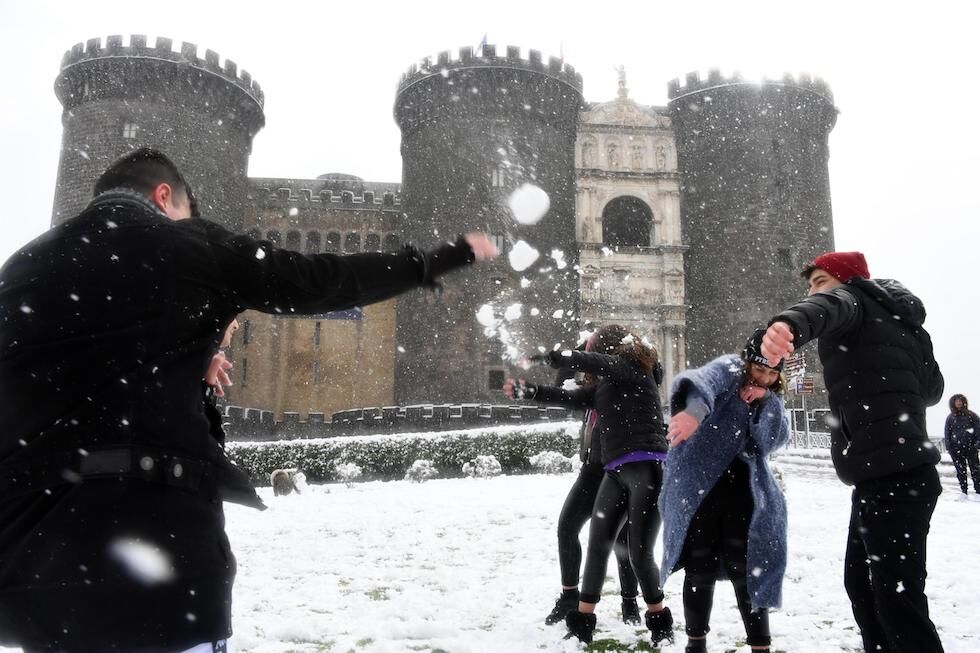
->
<box><xmin>811</xmin><ymin>251</ymin><xmax>870</xmax><ymax>283</ymax></box>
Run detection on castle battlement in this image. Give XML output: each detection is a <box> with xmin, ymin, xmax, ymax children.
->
<box><xmin>398</xmin><ymin>44</ymin><xmax>583</xmax><ymax>94</ymax></box>
<box><xmin>667</xmin><ymin>69</ymin><xmax>833</xmax><ymax>103</ymax></box>
<box><xmin>60</xmin><ymin>35</ymin><xmax>264</xmax><ymax>107</ymax></box>
<box><xmin>248</xmin><ymin>186</ymin><xmax>402</xmax><ymax>210</ymax></box>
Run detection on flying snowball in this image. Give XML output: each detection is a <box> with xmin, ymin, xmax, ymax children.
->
<box><xmin>108</xmin><ymin>538</ymin><xmax>175</xmax><ymax>585</ymax></box>
<box><xmin>508</xmin><ymin>240</ymin><xmax>539</xmax><ymax>272</ymax></box>
<box><xmin>507</xmin><ymin>183</ymin><xmax>550</xmax><ymax>225</ymax></box>
<box><xmin>476</xmin><ymin>304</ymin><xmax>496</xmax><ymax>327</ymax></box>
<box><xmin>504</xmin><ymin>303</ymin><xmax>522</xmax><ymax>321</ymax></box>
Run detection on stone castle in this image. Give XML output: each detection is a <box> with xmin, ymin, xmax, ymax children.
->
<box><xmin>50</xmin><ymin>36</ymin><xmax>837</xmax><ymax>424</ymax></box>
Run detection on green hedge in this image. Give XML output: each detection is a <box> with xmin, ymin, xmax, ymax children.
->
<box><xmin>227</xmin><ymin>421</ymin><xmax>580</xmax><ymax>485</ymax></box>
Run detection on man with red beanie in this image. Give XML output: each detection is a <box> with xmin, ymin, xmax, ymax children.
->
<box><xmin>761</xmin><ymin>251</ymin><xmax>945</xmax><ymax>653</ymax></box>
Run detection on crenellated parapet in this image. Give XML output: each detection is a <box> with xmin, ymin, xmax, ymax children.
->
<box><xmin>247</xmin><ymin>181</ymin><xmax>402</xmax><ymax>211</ymax></box>
<box><xmin>398</xmin><ymin>44</ymin><xmax>583</xmax><ymax>95</ymax></box>
<box><xmin>59</xmin><ymin>35</ymin><xmax>264</xmax><ymax>107</ymax></box>
<box><xmin>667</xmin><ymin>69</ymin><xmax>833</xmax><ymax>104</ymax></box>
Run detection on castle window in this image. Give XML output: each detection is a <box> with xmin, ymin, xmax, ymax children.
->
<box><xmin>241</xmin><ymin>319</ymin><xmax>251</xmax><ymax>345</ymax></box>
<box><xmin>240</xmin><ymin>358</ymin><xmax>248</xmax><ymax>387</ymax></box>
<box><xmin>488</xmin><ymin>369</ymin><xmax>505</xmax><ymax>391</ymax></box>
<box><xmin>344</xmin><ymin>232</ymin><xmax>361</xmax><ymax>253</ymax></box>
<box><xmin>122</xmin><ymin>122</ymin><xmax>139</xmax><ymax>139</ymax></box>
<box><xmin>312</xmin><ymin>361</ymin><xmax>320</xmax><ymax>385</ymax></box>
<box><xmin>491</xmin><ymin>234</ymin><xmax>506</xmax><ymax>253</ymax></box>
<box><xmin>365</xmin><ymin>233</ymin><xmax>381</xmax><ymax>252</ymax></box>
<box><xmin>491</xmin><ymin>166</ymin><xmax>507</xmax><ymax>187</ymax></box>
<box><xmin>778</xmin><ymin>248</ymin><xmax>793</xmax><ymax>269</ymax></box>
<box><xmin>313</xmin><ymin>321</ymin><xmax>321</xmax><ymax>348</ymax></box>
<box><xmin>602</xmin><ymin>196</ymin><xmax>653</xmax><ymax>248</ymax></box>
<box><xmin>246</xmin><ymin>228</ymin><xmax>261</xmax><ymax>241</ymax></box>
<box><xmin>305</xmin><ymin>231</ymin><xmax>321</xmax><ymax>254</ymax></box>
<box><xmin>285</xmin><ymin>230</ymin><xmax>301</xmax><ymax>251</ymax></box>
<box><xmin>383</xmin><ymin>234</ymin><xmax>400</xmax><ymax>251</ymax></box>
<box><xmin>267</xmin><ymin>230</ymin><xmax>282</xmax><ymax>247</ymax></box>
<box><xmin>325</xmin><ymin>232</ymin><xmax>341</xmax><ymax>253</ymax></box>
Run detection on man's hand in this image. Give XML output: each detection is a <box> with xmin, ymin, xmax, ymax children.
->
<box><xmin>666</xmin><ymin>411</ymin><xmax>699</xmax><ymax>447</ymax></box>
<box><xmin>739</xmin><ymin>385</ymin><xmax>768</xmax><ymax>404</ymax></box>
<box><xmin>205</xmin><ymin>351</ymin><xmax>233</xmax><ymax>398</ymax></box>
<box><xmin>762</xmin><ymin>322</ymin><xmax>794</xmax><ymax>367</ymax></box>
<box><xmin>503</xmin><ymin>377</ymin><xmax>535</xmax><ymax>400</ymax></box>
<box><xmin>463</xmin><ymin>232</ymin><xmax>499</xmax><ymax>261</ymax></box>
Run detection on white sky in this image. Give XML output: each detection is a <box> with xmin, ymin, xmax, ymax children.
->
<box><xmin>1</xmin><ymin>0</ymin><xmax>976</xmax><ymax>436</ymax></box>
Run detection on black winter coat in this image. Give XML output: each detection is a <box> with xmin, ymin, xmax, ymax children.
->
<box><xmin>0</xmin><ymin>190</ymin><xmax>474</xmax><ymax>651</ymax></box>
<box><xmin>532</xmin><ymin>351</ymin><xmax>667</xmax><ymax>464</ymax></box>
<box><xmin>945</xmin><ymin>411</ymin><xmax>980</xmax><ymax>451</ymax></box>
<box><xmin>771</xmin><ymin>277</ymin><xmax>943</xmax><ymax>485</ymax></box>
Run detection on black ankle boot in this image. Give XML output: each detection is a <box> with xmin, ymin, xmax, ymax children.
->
<box><xmin>564</xmin><ymin>611</ymin><xmax>597</xmax><ymax>643</ymax></box>
<box><xmin>621</xmin><ymin>597</ymin><xmax>641</xmax><ymax>624</ymax></box>
<box><xmin>645</xmin><ymin>606</ymin><xmax>674</xmax><ymax>645</ymax></box>
<box><xmin>684</xmin><ymin>639</ymin><xmax>707</xmax><ymax>653</ymax></box>
<box><xmin>544</xmin><ymin>592</ymin><xmax>578</xmax><ymax>625</ymax></box>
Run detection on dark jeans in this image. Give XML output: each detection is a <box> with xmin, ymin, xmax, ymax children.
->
<box><xmin>949</xmin><ymin>444</ymin><xmax>980</xmax><ymax>493</ymax></box>
<box><xmin>558</xmin><ymin>461</ymin><xmax>638</xmax><ymax>597</ymax></box>
<box><xmin>844</xmin><ymin>465</ymin><xmax>944</xmax><ymax>653</ymax></box>
<box><xmin>681</xmin><ymin>459</ymin><xmax>770</xmax><ymax>647</ymax></box>
<box><xmin>580</xmin><ymin>460</ymin><xmax>664</xmax><ymax>605</ymax></box>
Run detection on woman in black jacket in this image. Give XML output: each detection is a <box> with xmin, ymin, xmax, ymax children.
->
<box><xmin>945</xmin><ymin>394</ymin><xmax>980</xmax><ymax>497</ymax></box>
<box><xmin>505</xmin><ymin>324</ymin><xmax>672</xmax><ymax>644</ymax></box>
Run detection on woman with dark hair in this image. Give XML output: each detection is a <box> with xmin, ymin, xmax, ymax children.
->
<box><xmin>945</xmin><ymin>394</ymin><xmax>980</xmax><ymax>498</ymax></box>
<box><xmin>660</xmin><ymin>329</ymin><xmax>790</xmax><ymax>653</ymax></box>
<box><xmin>540</xmin><ymin>339</ymin><xmax>641</xmax><ymax>627</ymax></box>
<box><xmin>505</xmin><ymin>324</ymin><xmax>673</xmax><ymax>644</ymax></box>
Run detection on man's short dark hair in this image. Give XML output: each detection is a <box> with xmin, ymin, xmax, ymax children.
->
<box><xmin>800</xmin><ymin>263</ymin><xmax>819</xmax><ymax>279</ymax></box>
<box><xmin>93</xmin><ymin>148</ymin><xmax>198</xmax><ymax>216</ymax></box>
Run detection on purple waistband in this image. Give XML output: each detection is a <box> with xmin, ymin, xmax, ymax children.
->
<box><xmin>604</xmin><ymin>450</ymin><xmax>668</xmax><ymax>471</ymax></box>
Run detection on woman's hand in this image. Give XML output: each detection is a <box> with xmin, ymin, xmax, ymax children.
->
<box><xmin>503</xmin><ymin>377</ymin><xmax>516</xmax><ymax>400</ymax></box>
<box><xmin>666</xmin><ymin>411</ymin><xmax>698</xmax><ymax>447</ymax></box>
<box><xmin>739</xmin><ymin>385</ymin><xmax>767</xmax><ymax>404</ymax></box>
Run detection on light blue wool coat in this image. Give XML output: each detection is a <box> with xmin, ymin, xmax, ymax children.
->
<box><xmin>658</xmin><ymin>355</ymin><xmax>790</xmax><ymax>610</ymax></box>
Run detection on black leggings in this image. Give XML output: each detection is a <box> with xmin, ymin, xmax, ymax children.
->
<box><xmin>557</xmin><ymin>461</ymin><xmax>638</xmax><ymax>597</ymax></box>
<box><xmin>580</xmin><ymin>461</ymin><xmax>664</xmax><ymax>605</ymax></box>
<box><xmin>949</xmin><ymin>444</ymin><xmax>980</xmax><ymax>493</ymax></box>
<box><xmin>681</xmin><ymin>459</ymin><xmax>770</xmax><ymax>647</ymax></box>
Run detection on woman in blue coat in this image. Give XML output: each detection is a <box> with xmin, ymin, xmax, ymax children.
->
<box><xmin>659</xmin><ymin>329</ymin><xmax>790</xmax><ymax>653</ymax></box>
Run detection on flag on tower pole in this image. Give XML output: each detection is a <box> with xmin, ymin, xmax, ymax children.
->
<box><xmin>477</xmin><ymin>33</ymin><xmax>487</xmax><ymax>55</ymax></box>
<box><xmin>559</xmin><ymin>41</ymin><xmax>564</xmax><ymax>66</ymax></box>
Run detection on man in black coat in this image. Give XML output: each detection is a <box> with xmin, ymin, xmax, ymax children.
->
<box><xmin>762</xmin><ymin>251</ymin><xmax>945</xmax><ymax>653</ymax></box>
<box><xmin>0</xmin><ymin>148</ymin><xmax>496</xmax><ymax>652</ymax></box>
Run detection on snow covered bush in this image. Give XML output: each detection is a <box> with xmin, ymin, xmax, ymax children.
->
<box><xmin>404</xmin><ymin>459</ymin><xmax>439</xmax><ymax>483</ymax></box>
<box><xmin>529</xmin><ymin>450</ymin><xmax>576</xmax><ymax>474</ymax></box>
<box><xmin>335</xmin><ymin>462</ymin><xmax>363</xmax><ymax>487</ymax></box>
<box><xmin>227</xmin><ymin>421</ymin><xmax>579</xmax><ymax>485</ymax></box>
<box><xmin>462</xmin><ymin>454</ymin><xmax>502</xmax><ymax>478</ymax></box>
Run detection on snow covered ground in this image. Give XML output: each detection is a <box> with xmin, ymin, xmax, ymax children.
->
<box><xmin>3</xmin><ymin>465</ymin><xmax>976</xmax><ymax>652</ymax></box>
<box><xmin>211</xmin><ymin>467</ymin><xmax>978</xmax><ymax>653</ymax></box>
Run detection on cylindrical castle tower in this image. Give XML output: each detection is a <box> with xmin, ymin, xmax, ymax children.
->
<box><xmin>52</xmin><ymin>35</ymin><xmax>265</xmax><ymax>229</ymax></box>
<box><xmin>394</xmin><ymin>45</ymin><xmax>584</xmax><ymax>404</ymax></box>
<box><xmin>667</xmin><ymin>70</ymin><xmax>837</xmax><ymax>364</ymax></box>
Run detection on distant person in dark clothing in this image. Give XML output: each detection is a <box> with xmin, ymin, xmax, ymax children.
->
<box><xmin>0</xmin><ymin>148</ymin><xmax>497</xmax><ymax>652</ymax></box>
<box><xmin>537</xmin><ymin>337</ymin><xmax>641</xmax><ymax>627</ymax></box>
<box><xmin>761</xmin><ymin>251</ymin><xmax>945</xmax><ymax>653</ymax></box>
<box><xmin>505</xmin><ymin>325</ymin><xmax>673</xmax><ymax>645</ymax></box>
<box><xmin>945</xmin><ymin>393</ymin><xmax>980</xmax><ymax>498</ymax></box>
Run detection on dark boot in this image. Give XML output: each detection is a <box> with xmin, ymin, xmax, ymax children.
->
<box><xmin>684</xmin><ymin>639</ymin><xmax>707</xmax><ymax>653</ymax></box>
<box><xmin>544</xmin><ymin>592</ymin><xmax>578</xmax><ymax>625</ymax></box>
<box><xmin>564</xmin><ymin>611</ymin><xmax>597</xmax><ymax>643</ymax></box>
<box><xmin>645</xmin><ymin>606</ymin><xmax>675</xmax><ymax>645</ymax></box>
<box><xmin>621</xmin><ymin>597</ymin><xmax>641</xmax><ymax>624</ymax></box>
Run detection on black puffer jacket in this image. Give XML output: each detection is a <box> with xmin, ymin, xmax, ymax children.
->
<box><xmin>771</xmin><ymin>278</ymin><xmax>943</xmax><ymax>485</ymax></box>
<box><xmin>531</xmin><ymin>351</ymin><xmax>667</xmax><ymax>464</ymax></box>
<box><xmin>945</xmin><ymin>395</ymin><xmax>980</xmax><ymax>451</ymax></box>
<box><xmin>0</xmin><ymin>190</ymin><xmax>475</xmax><ymax>652</ymax></box>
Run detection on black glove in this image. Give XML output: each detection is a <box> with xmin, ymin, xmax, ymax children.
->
<box><xmin>513</xmin><ymin>379</ymin><xmax>538</xmax><ymax>400</ymax></box>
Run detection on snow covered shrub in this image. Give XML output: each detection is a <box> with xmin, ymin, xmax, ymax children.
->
<box><xmin>462</xmin><ymin>454</ymin><xmax>502</xmax><ymax>478</ymax></box>
<box><xmin>529</xmin><ymin>450</ymin><xmax>575</xmax><ymax>474</ymax></box>
<box><xmin>404</xmin><ymin>459</ymin><xmax>438</xmax><ymax>483</ymax></box>
<box><xmin>336</xmin><ymin>462</ymin><xmax>363</xmax><ymax>487</ymax></box>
